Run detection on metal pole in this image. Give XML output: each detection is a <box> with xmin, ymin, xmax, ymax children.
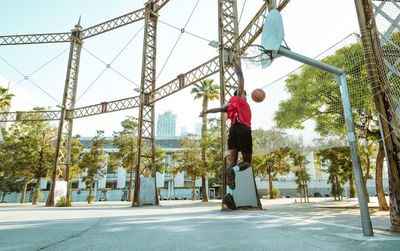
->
<box><xmin>277</xmin><ymin>47</ymin><xmax>373</xmax><ymax>236</ymax></box>
<box><xmin>278</xmin><ymin>46</ymin><xmax>344</xmax><ymax>75</ymax></box>
<box><xmin>337</xmin><ymin>73</ymin><xmax>374</xmax><ymax>236</ymax></box>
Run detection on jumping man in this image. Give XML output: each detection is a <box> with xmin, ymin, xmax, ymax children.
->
<box><xmin>199</xmin><ymin>53</ymin><xmax>252</xmax><ymax>210</ymax></box>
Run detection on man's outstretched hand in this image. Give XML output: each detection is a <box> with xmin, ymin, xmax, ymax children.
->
<box><xmin>199</xmin><ymin>111</ymin><xmax>207</xmax><ymax>117</ymax></box>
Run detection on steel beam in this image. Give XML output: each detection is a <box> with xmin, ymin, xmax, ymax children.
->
<box><xmin>46</xmin><ymin>22</ymin><xmax>83</xmax><ymax>206</ymax></box>
<box><xmin>0</xmin><ymin>32</ymin><xmax>71</xmax><ymax>45</ymax></box>
<box><xmin>151</xmin><ymin>56</ymin><xmax>219</xmax><ymax>103</ymax></box>
<box><xmin>81</xmin><ymin>8</ymin><xmax>146</xmax><ymax>39</ymax></box>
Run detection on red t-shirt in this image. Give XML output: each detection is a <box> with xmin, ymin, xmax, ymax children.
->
<box><xmin>227</xmin><ymin>96</ymin><xmax>251</xmax><ymax>128</ymax></box>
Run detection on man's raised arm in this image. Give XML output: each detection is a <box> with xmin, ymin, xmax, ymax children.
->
<box><xmin>232</xmin><ymin>54</ymin><xmax>244</xmax><ymax>98</ymax></box>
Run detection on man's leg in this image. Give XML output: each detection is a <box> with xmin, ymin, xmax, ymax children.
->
<box><xmin>240</xmin><ymin>153</ymin><xmax>252</xmax><ymax>171</ymax></box>
<box><xmin>224</xmin><ymin>149</ymin><xmax>238</xmax><ymax>210</ymax></box>
<box><xmin>226</xmin><ymin>149</ymin><xmax>238</xmax><ymax>190</ymax></box>
<box><xmin>229</xmin><ymin>149</ymin><xmax>239</xmax><ymax>168</ymax></box>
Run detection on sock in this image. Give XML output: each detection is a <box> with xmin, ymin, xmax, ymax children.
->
<box><xmin>233</xmin><ymin>165</ymin><xmax>239</xmax><ymax>172</ymax></box>
<box><xmin>226</xmin><ymin>186</ymin><xmax>233</xmax><ymax>195</ymax></box>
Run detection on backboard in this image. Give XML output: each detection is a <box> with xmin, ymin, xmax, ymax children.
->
<box><xmin>261</xmin><ymin>9</ymin><xmax>285</xmax><ymax>68</ymax></box>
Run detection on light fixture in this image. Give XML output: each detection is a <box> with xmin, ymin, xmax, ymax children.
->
<box><xmin>208</xmin><ymin>40</ymin><xmax>222</xmax><ymax>48</ymax></box>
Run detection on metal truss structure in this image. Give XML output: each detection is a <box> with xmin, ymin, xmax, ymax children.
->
<box><xmin>47</xmin><ymin>21</ymin><xmax>84</xmax><ymax>206</ymax></box>
<box><xmin>132</xmin><ymin>1</ymin><xmax>159</xmax><ymax>207</ymax></box>
<box><xmin>0</xmin><ymin>0</ymin><xmax>290</xmax><ymax>207</ymax></box>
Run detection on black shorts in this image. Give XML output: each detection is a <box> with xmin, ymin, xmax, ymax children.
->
<box><xmin>228</xmin><ymin>121</ymin><xmax>252</xmax><ymax>153</ymax></box>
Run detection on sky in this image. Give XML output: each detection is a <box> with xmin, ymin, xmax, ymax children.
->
<box><xmin>0</xmin><ymin>0</ymin><xmax>361</xmax><ymax>142</ymax></box>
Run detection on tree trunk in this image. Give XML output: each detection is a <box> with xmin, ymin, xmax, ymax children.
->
<box><xmin>201</xmin><ymin>174</ymin><xmax>208</xmax><ymax>202</ymax></box>
<box><xmin>335</xmin><ymin>176</ymin><xmax>339</xmax><ymax>201</ymax></box>
<box><xmin>33</xmin><ymin>178</ymin><xmax>41</xmax><ymax>205</ymax></box>
<box><xmin>299</xmin><ymin>185</ymin><xmax>303</xmax><ymax>203</ymax></box>
<box><xmin>89</xmin><ymin>182</ymin><xmax>93</xmax><ymax>204</ymax></box>
<box><xmin>349</xmin><ymin>175</ymin><xmax>356</xmax><ymax>198</ymax></box>
<box><xmin>306</xmin><ymin>185</ymin><xmax>309</xmax><ymax>203</ymax></box>
<box><xmin>128</xmin><ymin>166</ymin><xmax>134</xmax><ymax>202</ymax></box>
<box><xmin>354</xmin><ymin>0</ymin><xmax>400</xmax><ymax>232</ymax></box>
<box><xmin>68</xmin><ymin>181</ymin><xmax>73</xmax><ymax>200</ymax></box>
<box><xmin>192</xmin><ymin>177</ymin><xmax>196</xmax><ymax>201</ymax></box>
<box><xmin>376</xmin><ymin>143</ymin><xmax>389</xmax><ymax>210</ymax></box>
<box><xmin>201</xmin><ymin>95</ymin><xmax>208</xmax><ymax>202</ymax></box>
<box><xmin>268</xmin><ymin>172</ymin><xmax>274</xmax><ymax>199</ymax></box>
<box><xmin>20</xmin><ymin>179</ymin><xmax>28</xmax><ymax>203</ymax></box>
<box><xmin>364</xmin><ymin>153</ymin><xmax>371</xmax><ymax>203</ymax></box>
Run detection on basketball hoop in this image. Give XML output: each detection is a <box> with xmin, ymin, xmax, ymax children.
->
<box><xmin>238</xmin><ymin>44</ymin><xmax>272</xmax><ymax>69</ymax></box>
<box><xmin>238</xmin><ymin>9</ymin><xmax>285</xmax><ymax>69</ymax></box>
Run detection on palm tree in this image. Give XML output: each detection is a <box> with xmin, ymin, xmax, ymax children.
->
<box><xmin>0</xmin><ymin>86</ymin><xmax>14</xmax><ymax>111</ymax></box>
<box><xmin>191</xmin><ymin>79</ymin><xmax>220</xmax><ymax>202</ymax></box>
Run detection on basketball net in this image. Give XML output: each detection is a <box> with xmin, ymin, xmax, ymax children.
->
<box><xmin>239</xmin><ymin>45</ymin><xmax>272</xmax><ymax>69</ymax></box>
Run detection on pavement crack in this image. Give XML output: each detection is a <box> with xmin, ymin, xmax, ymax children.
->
<box><xmin>37</xmin><ymin>217</ymin><xmax>104</xmax><ymax>251</ymax></box>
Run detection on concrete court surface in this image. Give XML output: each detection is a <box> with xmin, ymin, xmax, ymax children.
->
<box><xmin>0</xmin><ymin>198</ymin><xmax>400</xmax><ymax>251</ymax></box>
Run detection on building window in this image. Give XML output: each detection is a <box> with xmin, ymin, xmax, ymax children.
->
<box><xmin>106</xmin><ymin>181</ymin><xmax>117</xmax><ymax>190</ymax></box>
<box><xmin>72</xmin><ymin>182</ymin><xmax>79</xmax><ymax>189</ymax></box>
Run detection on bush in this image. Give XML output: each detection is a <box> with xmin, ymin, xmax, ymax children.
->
<box><xmin>86</xmin><ymin>194</ymin><xmax>96</xmax><ymax>204</ymax></box>
<box><xmin>55</xmin><ymin>196</ymin><xmax>72</xmax><ymax>207</ymax></box>
<box><xmin>268</xmin><ymin>188</ymin><xmax>280</xmax><ymax>199</ymax></box>
<box><xmin>29</xmin><ymin>191</ymin><xmax>44</xmax><ymax>201</ymax></box>
<box><xmin>313</xmin><ymin>192</ymin><xmax>321</xmax><ymax>197</ymax></box>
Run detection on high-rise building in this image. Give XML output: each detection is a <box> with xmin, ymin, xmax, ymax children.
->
<box><xmin>194</xmin><ymin>123</ymin><xmax>201</xmax><ymax>137</ymax></box>
<box><xmin>156</xmin><ymin>110</ymin><xmax>176</xmax><ymax>138</ymax></box>
<box><xmin>180</xmin><ymin>126</ymin><xmax>188</xmax><ymax>137</ymax></box>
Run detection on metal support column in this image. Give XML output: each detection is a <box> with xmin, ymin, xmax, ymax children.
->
<box><xmin>218</xmin><ymin>0</ymin><xmax>241</xmax><ymax>208</ymax></box>
<box><xmin>277</xmin><ymin>46</ymin><xmax>373</xmax><ymax>236</ymax></box>
<box><xmin>46</xmin><ymin>20</ymin><xmax>83</xmax><ymax>206</ymax></box>
<box><xmin>132</xmin><ymin>1</ymin><xmax>158</xmax><ymax>207</ymax></box>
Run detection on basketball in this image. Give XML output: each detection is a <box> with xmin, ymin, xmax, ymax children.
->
<box><xmin>251</xmin><ymin>88</ymin><xmax>265</xmax><ymax>103</ymax></box>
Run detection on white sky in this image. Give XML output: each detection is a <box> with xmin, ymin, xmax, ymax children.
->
<box><xmin>0</xmin><ymin>0</ymin><xmax>360</xmax><ymax>141</ymax></box>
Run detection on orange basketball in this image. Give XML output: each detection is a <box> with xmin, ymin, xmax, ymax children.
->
<box><xmin>251</xmin><ymin>88</ymin><xmax>265</xmax><ymax>103</ymax></box>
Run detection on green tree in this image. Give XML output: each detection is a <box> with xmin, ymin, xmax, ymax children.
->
<box><xmin>111</xmin><ymin>117</ymin><xmax>138</xmax><ymax>201</ymax></box>
<box><xmin>317</xmin><ymin>147</ymin><xmax>353</xmax><ymax>201</ymax></box>
<box><xmin>171</xmin><ymin>134</ymin><xmax>202</xmax><ymax>200</ymax></box>
<box><xmin>17</xmin><ymin>108</ymin><xmax>57</xmax><ymax>205</ymax></box>
<box><xmin>191</xmin><ymin>78</ymin><xmax>220</xmax><ymax>202</ymax></box>
<box><xmin>79</xmin><ymin>130</ymin><xmax>108</xmax><ymax>203</ymax></box>
<box><xmin>0</xmin><ymin>125</ymin><xmax>36</xmax><ymax>203</ymax></box>
<box><xmin>273</xmin><ymin>42</ymin><xmax>390</xmax><ymax>208</ymax></box>
<box><xmin>203</xmin><ymin>118</ymin><xmax>222</xmax><ymax>196</ymax></box>
<box><xmin>253</xmin><ymin>147</ymin><xmax>292</xmax><ymax>199</ymax></box>
<box><xmin>358</xmin><ymin>139</ymin><xmax>377</xmax><ymax>203</ymax></box>
<box><xmin>0</xmin><ymin>176</ymin><xmax>23</xmax><ymax>202</ymax></box>
<box><xmin>66</xmin><ymin>135</ymin><xmax>84</xmax><ymax>199</ymax></box>
<box><xmin>291</xmin><ymin>152</ymin><xmax>311</xmax><ymax>203</ymax></box>
<box><xmin>143</xmin><ymin>146</ymin><xmax>168</xmax><ymax>176</ymax></box>
<box><xmin>0</xmin><ymin>86</ymin><xmax>14</xmax><ymax>111</ymax></box>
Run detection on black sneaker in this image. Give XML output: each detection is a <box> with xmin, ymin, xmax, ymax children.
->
<box><xmin>226</xmin><ymin>167</ymin><xmax>236</xmax><ymax>190</ymax></box>
<box><xmin>224</xmin><ymin>193</ymin><xmax>237</xmax><ymax>210</ymax></box>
